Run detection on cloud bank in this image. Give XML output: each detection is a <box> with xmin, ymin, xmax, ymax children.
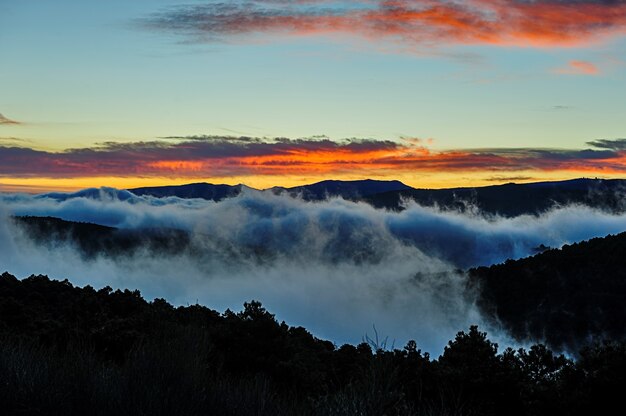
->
<box><xmin>3</xmin><ymin>188</ymin><xmax>626</xmax><ymax>352</ymax></box>
<box><xmin>2</xmin><ymin>136</ymin><xmax>626</xmax><ymax>180</ymax></box>
<box><xmin>142</xmin><ymin>0</ymin><xmax>626</xmax><ymax>49</ymax></box>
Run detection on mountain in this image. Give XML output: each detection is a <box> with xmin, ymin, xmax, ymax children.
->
<box><xmin>469</xmin><ymin>230</ymin><xmax>626</xmax><ymax>350</ymax></box>
<box><xmin>129</xmin><ymin>183</ymin><xmax>245</xmax><ymax>201</ymax></box>
<box><xmin>279</xmin><ymin>179</ymin><xmax>413</xmax><ymax>200</ymax></box>
<box><xmin>124</xmin><ymin>178</ymin><xmax>626</xmax><ymax>216</ymax></box>
<box><xmin>366</xmin><ymin>178</ymin><xmax>626</xmax><ymax>216</ymax></box>
<box><xmin>41</xmin><ymin>187</ymin><xmax>137</xmax><ymax>202</ymax></box>
<box><xmin>128</xmin><ymin>179</ymin><xmax>412</xmax><ymax>202</ymax></box>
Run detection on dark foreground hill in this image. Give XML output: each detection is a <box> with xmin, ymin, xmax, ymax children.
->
<box><xmin>1</xmin><ymin>272</ymin><xmax>625</xmax><ymax>416</ymax></box>
<box><xmin>470</xmin><ymin>231</ymin><xmax>626</xmax><ymax>351</ymax></box>
<box><xmin>13</xmin><ymin>216</ymin><xmax>191</xmax><ymax>258</ymax></box>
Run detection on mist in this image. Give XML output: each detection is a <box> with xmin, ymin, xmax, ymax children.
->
<box><xmin>2</xmin><ymin>187</ymin><xmax>626</xmax><ymax>353</ymax></box>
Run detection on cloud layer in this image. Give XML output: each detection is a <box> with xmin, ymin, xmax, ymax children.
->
<box><xmin>2</xmin><ymin>136</ymin><xmax>626</xmax><ymax>180</ymax></box>
<box><xmin>142</xmin><ymin>0</ymin><xmax>626</xmax><ymax>49</ymax></box>
<box><xmin>3</xmin><ymin>188</ymin><xmax>626</xmax><ymax>352</ymax></box>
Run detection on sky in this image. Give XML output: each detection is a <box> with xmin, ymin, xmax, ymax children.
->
<box><xmin>1</xmin><ymin>0</ymin><xmax>626</xmax><ymax>191</ymax></box>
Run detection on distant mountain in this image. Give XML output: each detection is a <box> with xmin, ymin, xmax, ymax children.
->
<box><xmin>16</xmin><ymin>177</ymin><xmax>616</xmax><ymax>220</ymax></box>
<box><xmin>469</xmin><ymin>230</ymin><xmax>626</xmax><ymax>350</ymax></box>
<box><xmin>367</xmin><ymin>178</ymin><xmax>626</xmax><ymax>216</ymax></box>
<box><xmin>128</xmin><ymin>179</ymin><xmax>412</xmax><ymax>202</ymax></box>
<box><xmin>41</xmin><ymin>187</ymin><xmax>137</xmax><ymax>202</ymax></box>
<box><xmin>278</xmin><ymin>179</ymin><xmax>413</xmax><ymax>200</ymax></box>
<box><xmin>129</xmin><ymin>183</ymin><xmax>245</xmax><ymax>201</ymax></box>
<box><xmin>124</xmin><ymin>178</ymin><xmax>626</xmax><ymax>216</ymax></box>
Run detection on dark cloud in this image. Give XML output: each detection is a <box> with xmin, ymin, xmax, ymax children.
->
<box><xmin>1</xmin><ymin>136</ymin><xmax>625</xmax><ymax>178</ymax></box>
<box><xmin>484</xmin><ymin>176</ymin><xmax>535</xmax><ymax>182</ymax></box>
<box><xmin>587</xmin><ymin>138</ymin><xmax>626</xmax><ymax>150</ymax></box>
<box><xmin>0</xmin><ymin>136</ymin><xmax>404</xmax><ymax>178</ymax></box>
<box><xmin>140</xmin><ymin>0</ymin><xmax>626</xmax><ymax>49</ymax></box>
<box><xmin>91</xmin><ymin>136</ymin><xmax>401</xmax><ymax>159</ymax></box>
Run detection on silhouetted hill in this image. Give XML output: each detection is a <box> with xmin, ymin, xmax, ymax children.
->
<box><xmin>280</xmin><ymin>179</ymin><xmax>413</xmax><ymax>200</ymax></box>
<box><xmin>42</xmin><ymin>187</ymin><xmax>137</xmax><ymax>202</ymax></box>
<box><xmin>129</xmin><ymin>179</ymin><xmax>412</xmax><ymax>202</ymax></box>
<box><xmin>1</xmin><ymin>272</ymin><xmax>625</xmax><ymax>415</ymax></box>
<box><xmin>124</xmin><ymin>178</ymin><xmax>626</xmax><ymax>216</ymax></box>
<box><xmin>13</xmin><ymin>216</ymin><xmax>191</xmax><ymax>258</ymax></box>
<box><xmin>366</xmin><ymin>178</ymin><xmax>626</xmax><ymax>215</ymax></box>
<box><xmin>470</xmin><ymin>230</ymin><xmax>626</xmax><ymax>351</ymax></box>
<box><xmin>129</xmin><ymin>182</ymin><xmax>245</xmax><ymax>201</ymax></box>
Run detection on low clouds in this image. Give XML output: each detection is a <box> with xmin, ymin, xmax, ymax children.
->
<box><xmin>2</xmin><ymin>136</ymin><xmax>626</xmax><ymax>179</ymax></box>
<box><xmin>141</xmin><ymin>0</ymin><xmax>626</xmax><ymax>50</ymax></box>
<box><xmin>3</xmin><ymin>188</ymin><xmax>626</xmax><ymax>351</ymax></box>
<box><xmin>0</xmin><ymin>190</ymin><xmax>483</xmax><ymax>352</ymax></box>
<box><xmin>0</xmin><ymin>113</ymin><xmax>20</xmax><ymax>126</ymax></box>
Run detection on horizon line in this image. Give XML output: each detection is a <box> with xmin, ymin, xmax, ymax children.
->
<box><xmin>0</xmin><ymin>175</ymin><xmax>616</xmax><ymax>195</ymax></box>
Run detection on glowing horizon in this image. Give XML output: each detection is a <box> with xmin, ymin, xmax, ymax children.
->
<box><xmin>1</xmin><ymin>1</ymin><xmax>625</xmax><ymax>192</ymax></box>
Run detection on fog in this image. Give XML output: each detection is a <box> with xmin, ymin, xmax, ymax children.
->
<box><xmin>2</xmin><ymin>187</ymin><xmax>626</xmax><ymax>353</ymax></box>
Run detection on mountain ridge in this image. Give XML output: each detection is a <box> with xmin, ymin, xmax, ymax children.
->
<box><xmin>122</xmin><ymin>177</ymin><xmax>626</xmax><ymax>216</ymax></box>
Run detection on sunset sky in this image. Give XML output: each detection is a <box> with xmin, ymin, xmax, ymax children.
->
<box><xmin>1</xmin><ymin>0</ymin><xmax>626</xmax><ymax>191</ymax></box>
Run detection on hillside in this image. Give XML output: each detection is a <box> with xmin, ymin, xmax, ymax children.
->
<box><xmin>1</xmin><ymin>272</ymin><xmax>625</xmax><ymax>415</ymax></box>
<box><xmin>13</xmin><ymin>216</ymin><xmax>191</xmax><ymax>258</ymax></box>
<box><xmin>470</xmin><ymin>231</ymin><xmax>626</xmax><ymax>350</ymax></box>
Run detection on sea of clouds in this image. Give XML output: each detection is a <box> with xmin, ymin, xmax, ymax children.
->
<box><xmin>2</xmin><ymin>187</ymin><xmax>626</xmax><ymax>353</ymax></box>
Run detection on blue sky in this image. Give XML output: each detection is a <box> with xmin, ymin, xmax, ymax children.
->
<box><xmin>1</xmin><ymin>0</ymin><xmax>626</xmax><ymax>189</ymax></box>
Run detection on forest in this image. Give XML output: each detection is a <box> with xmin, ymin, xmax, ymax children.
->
<box><xmin>1</xmin><ymin>271</ymin><xmax>625</xmax><ymax>416</ymax></box>
<box><xmin>470</xmin><ymin>231</ymin><xmax>626</xmax><ymax>351</ymax></box>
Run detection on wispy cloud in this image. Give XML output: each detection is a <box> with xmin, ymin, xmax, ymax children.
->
<box><xmin>2</xmin><ymin>135</ymin><xmax>626</xmax><ymax>179</ymax></box>
<box><xmin>587</xmin><ymin>138</ymin><xmax>626</xmax><ymax>150</ymax></box>
<box><xmin>554</xmin><ymin>60</ymin><xmax>600</xmax><ymax>75</ymax></box>
<box><xmin>552</xmin><ymin>105</ymin><xmax>573</xmax><ymax>111</ymax></box>
<box><xmin>0</xmin><ymin>113</ymin><xmax>21</xmax><ymax>126</ymax></box>
<box><xmin>141</xmin><ymin>0</ymin><xmax>626</xmax><ymax>50</ymax></box>
<box><xmin>483</xmin><ymin>175</ymin><xmax>535</xmax><ymax>183</ymax></box>
<box><xmin>0</xmin><ymin>137</ymin><xmax>30</xmax><ymax>144</ymax></box>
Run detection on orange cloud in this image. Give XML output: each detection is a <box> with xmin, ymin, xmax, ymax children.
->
<box><xmin>554</xmin><ymin>60</ymin><xmax>600</xmax><ymax>75</ymax></box>
<box><xmin>144</xmin><ymin>1</ymin><xmax>626</xmax><ymax>49</ymax></box>
<box><xmin>2</xmin><ymin>136</ymin><xmax>626</xmax><ymax>182</ymax></box>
